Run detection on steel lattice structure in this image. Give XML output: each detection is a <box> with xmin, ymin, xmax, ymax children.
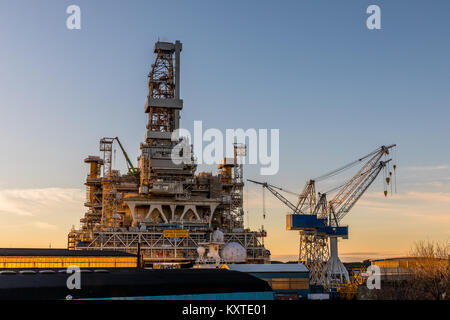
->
<box><xmin>250</xmin><ymin>144</ymin><xmax>396</xmax><ymax>287</ymax></box>
<box><xmin>68</xmin><ymin>41</ymin><xmax>269</xmax><ymax>266</ymax></box>
<box><xmin>84</xmin><ymin>230</ymin><xmax>267</xmax><ymax>264</ymax></box>
<box><xmin>298</xmin><ymin>231</ymin><xmax>329</xmax><ymax>286</ymax></box>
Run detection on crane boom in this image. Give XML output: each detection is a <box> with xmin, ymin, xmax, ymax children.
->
<box><xmin>335</xmin><ymin>159</ymin><xmax>390</xmax><ymax>222</ymax></box>
<box><xmin>295</xmin><ymin>180</ymin><xmax>316</xmax><ymax>214</ymax></box>
<box><xmin>114</xmin><ymin>137</ymin><xmax>138</xmax><ymax>175</ymax></box>
<box><xmin>248</xmin><ymin>144</ymin><xmax>396</xmax><ymax>225</ymax></box>
<box><xmin>321</xmin><ymin>145</ymin><xmax>395</xmax><ymax>218</ymax></box>
<box><xmin>247</xmin><ymin>179</ymin><xmax>299</xmax><ymax>213</ymax></box>
<box><xmin>248</xmin><ymin>144</ymin><xmax>397</xmax><ymax>288</ymax></box>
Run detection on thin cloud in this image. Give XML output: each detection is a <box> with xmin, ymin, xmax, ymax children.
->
<box><xmin>340</xmin><ymin>251</ymin><xmax>382</xmax><ymax>256</ymax></box>
<box><xmin>0</xmin><ymin>188</ymin><xmax>84</xmax><ymax>248</ymax></box>
<box><xmin>365</xmin><ymin>191</ymin><xmax>450</xmax><ymax>203</ymax></box>
<box><xmin>34</xmin><ymin>221</ymin><xmax>58</xmax><ymax>230</ymax></box>
<box><xmin>404</xmin><ymin>164</ymin><xmax>450</xmax><ymax>171</ymax></box>
<box><xmin>0</xmin><ymin>188</ymin><xmax>84</xmax><ymax>217</ymax></box>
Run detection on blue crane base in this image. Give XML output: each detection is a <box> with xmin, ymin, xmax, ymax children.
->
<box><xmin>286</xmin><ymin>214</ymin><xmax>348</xmax><ymax>238</ymax></box>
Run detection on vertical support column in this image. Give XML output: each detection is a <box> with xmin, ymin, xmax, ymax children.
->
<box><xmin>174</xmin><ymin>40</ymin><xmax>182</xmax><ymax>100</ymax></box>
<box><xmin>174</xmin><ymin>40</ymin><xmax>182</xmax><ymax>130</ymax></box>
<box><xmin>299</xmin><ymin>230</ymin><xmax>329</xmax><ymax>287</ymax></box>
<box><xmin>170</xmin><ymin>205</ymin><xmax>176</xmax><ymax>221</ymax></box>
<box><xmin>323</xmin><ymin>236</ymin><xmax>349</xmax><ymax>287</ymax></box>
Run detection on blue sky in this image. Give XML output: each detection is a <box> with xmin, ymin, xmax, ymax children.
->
<box><xmin>0</xmin><ymin>0</ymin><xmax>449</xmax><ymax>258</ymax></box>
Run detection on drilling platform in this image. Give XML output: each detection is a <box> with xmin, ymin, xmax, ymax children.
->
<box><xmin>68</xmin><ymin>40</ymin><xmax>269</xmax><ymax>267</ymax></box>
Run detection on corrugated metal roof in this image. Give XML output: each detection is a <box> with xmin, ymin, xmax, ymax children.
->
<box><xmin>223</xmin><ymin>264</ymin><xmax>309</xmax><ymax>273</ymax></box>
<box><xmin>0</xmin><ymin>248</ymin><xmax>135</xmax><ymax>257</ymax></box>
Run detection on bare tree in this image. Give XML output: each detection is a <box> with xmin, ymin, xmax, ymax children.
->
<box><xmin>407</xmin><ymin>240</ymin><xmax>449</xmax><ymax>300</ymax></box>
<box><xmin>359</xmin><ymin>240</ymin><xmax>449</xmax><ymax>300</ymax></box>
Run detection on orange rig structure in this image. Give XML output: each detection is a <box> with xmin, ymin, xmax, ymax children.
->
<box><xmin>68</xmin><ymin>40</ymin><xmax>269</xmax><ymax>267</ymax></box>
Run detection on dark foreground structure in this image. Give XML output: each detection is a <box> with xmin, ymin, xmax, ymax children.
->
<box><xmin>0</xmin><ymin>268</ymin><xmax>274</xmax><ymax>300</ymax></box>
<box><xmin>222</xmin><ymin>264</ymin><xmax>310</xmax><ymax>299</ymax></box>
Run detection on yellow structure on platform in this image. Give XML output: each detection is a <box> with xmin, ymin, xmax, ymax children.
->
<box><xmin>0</xmin><ymin>256</ymin><xmax>136</xmax><ymax>269</ymax></box>
<box><xmin>163</xmin><ymin>230</ymin><xmax>189</xmax><ymax>238</ymax></box>
<box><xmin>0</xmin><ymin>249</ymin><xmax>137</xmax><ymax>269</ymax></box>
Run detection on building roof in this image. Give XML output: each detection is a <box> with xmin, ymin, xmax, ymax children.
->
<box><xmin>370</xmin><ymin>257</ymin><xmax>412</xmax><ymax>262</ymax></box>
<box><xmin>370</xmin><ymin>256</ymin><xmax>444</xmax><ymax>262</ymax></box>
<box><xmin>0</xmin><ymin>268</ymin><xmax>272</xmax><ymax>299</ymax></box>
<box><xmin>0</xmin><ymin>248</ymin><xmax>135</xmax><ymax>257</ymax></box>
<box><xmin>222</xmin><ymin>263</ymin><xmax>309</xmax><ymax>273</ymax></box>
<box><xmin>371</xmin><ymin>256</ymin><xmax>448</xmax><ymax>264</ymax></box>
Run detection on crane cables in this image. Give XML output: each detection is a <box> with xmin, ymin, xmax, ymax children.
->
<box><xmin>321</xmin><ymin>166</ymin><xmax>376</xmax><ymax>195</ymax></box>
<box><xmin>262</xmin><ymin>186</ymin><xmax>266</xmax><ymax>220</ymax></box>
<box><xmin>260</xmin><ymin>182</ymin><xmax>300</xmax><ymax>218</ymax></box>
<box><xmin>263</xmin><ymin>182</ymin><xmax>299</xmax><ymax>197</ymax></box>
<box><xmin>313</xmin><ymin>147</ymin><xmax>382</xmax><ymax>182</ymax></box>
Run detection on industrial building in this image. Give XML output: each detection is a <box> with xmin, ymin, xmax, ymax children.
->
<box><xmin>221</xmin><ymin>264</ymin><xmax>310</xmax><ymax>299</ymax></box>
<box><xmin>0</xmin><ymin>248</ymin><xmax>136</xmax><ymax>269</ymax></box>
<box><xmin>0</xmin><ymin>268</ymin><xmax>274</xmax><ymax>300</ymax></box>
<box><xmin>370</xmin><ymin>257</ymin><xmax>443</xmax><ymax>280</ymax></box>
<box><xmin>67</xmin><ymin>40</ymin><xmax>268</xmax><ymax>267</ymax></box>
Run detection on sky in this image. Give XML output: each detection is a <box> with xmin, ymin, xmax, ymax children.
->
<box><xmin>0</xmin><ymin>0</ymin><xmax>449</xmax><ymax>261</ymax></box>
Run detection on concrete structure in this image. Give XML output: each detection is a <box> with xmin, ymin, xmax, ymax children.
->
<box><xmin>68</xmin><ymin>41</ymin><xmax>269</xmax><ymax>267</ymax></box>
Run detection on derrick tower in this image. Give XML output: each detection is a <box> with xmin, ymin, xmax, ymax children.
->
<box><xmin>139</xmin><ymin>40</ymin><xmax>196</xmax><ymax>194</ymax></box>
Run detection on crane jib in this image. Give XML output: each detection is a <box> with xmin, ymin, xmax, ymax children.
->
<box><xmin>247</xmin><ymin>144</ymin><xmax>396</xmax><ymax>238</ymax></box>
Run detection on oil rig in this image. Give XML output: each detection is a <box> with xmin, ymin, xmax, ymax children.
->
<box><xmin>68</xmin><ymin>40</ymin><xmax>269</xmax><ymax>267</ymax></box>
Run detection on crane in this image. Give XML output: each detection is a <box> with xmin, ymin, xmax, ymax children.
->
<box><xmin>319</xmin><ymin>145</ymin><xmax>395</xmax><ymax>223</ymax></box>
<box><xmin>247</xmin><ymin>180</ymin><xmax>300</xmax><ymax>214</ymax></box>
<box><xmin>248</xmin><ymin>144</ymin><xmax>396</xmax><ymax>287</ymax></box>
<box><xmin>102</xmin><ymin>137</ymin><xmax>138</xmax><ymax>176</ymax></box>
<box><xmin>114</xmin><ymin>137</ymin><xmax>138</xmax><ymax>176</ymax></box>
